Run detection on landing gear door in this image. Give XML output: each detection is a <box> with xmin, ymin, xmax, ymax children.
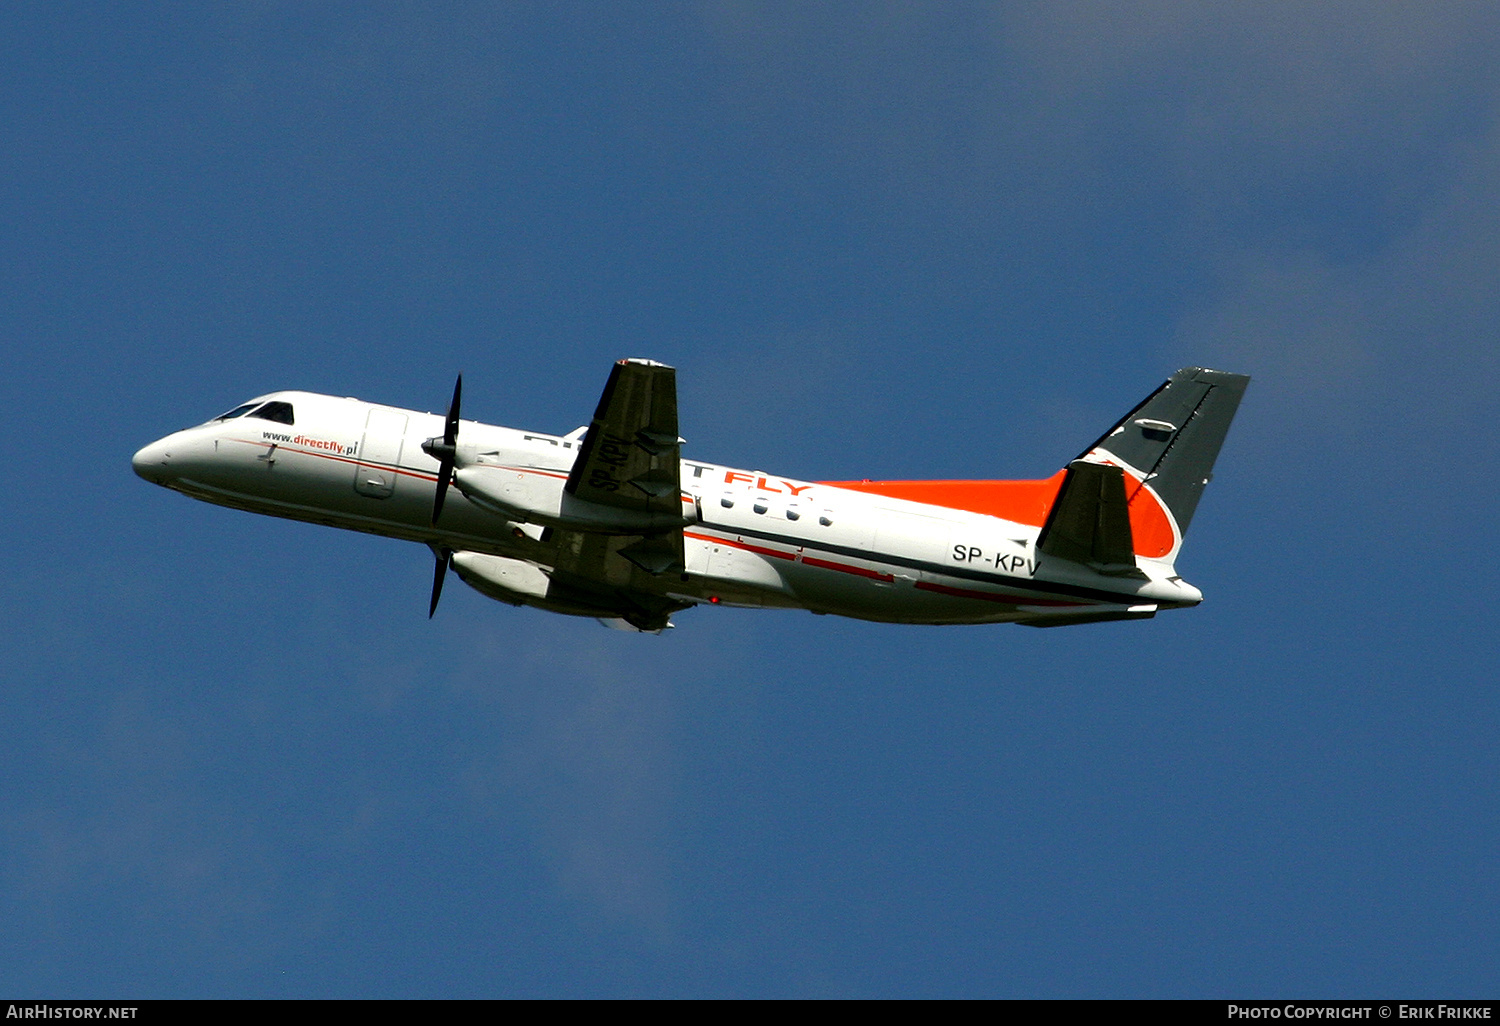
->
<box><xmin>354</xmin><ymin>409</ymin><xmax>408</xmax><ymax>498</ymax></box>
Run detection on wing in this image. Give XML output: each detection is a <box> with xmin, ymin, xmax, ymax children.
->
<box><xmin>547</xmin><ymin>528</ymin><xmax>689</xmax><ymax>631</ymax></box>
<box><xmin>565</xmin><ymin>359</ymin><xmax>683</xmax><ymax>517</ymax></box>
<box><xmin>545</xmin><ymin>360</ymin><xmax>691</xmax><ymax>629</ymax></box>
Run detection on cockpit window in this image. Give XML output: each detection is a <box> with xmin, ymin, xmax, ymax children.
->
<box><xmin>247</xmin><ymin>401</ymin><xmax>295</xmax><ymax>425</ymax></box>
<box><xmin>215</xmin><ymin>403</ymin><xmax>261</xmax><ymax>421</ymax></box>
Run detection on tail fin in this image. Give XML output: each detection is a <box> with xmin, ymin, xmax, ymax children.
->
<box><xmin>1049</xmin><ymin>367</ymin><xmax>1249</xmax><ymax>565</ymax></box>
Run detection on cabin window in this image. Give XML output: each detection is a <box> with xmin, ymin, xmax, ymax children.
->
<box><xmin>720</xmin><ymin>496</ymin><xmax>734</xmax><ymax>508</ymax></box>
<box><xmin>785</xmin><ymin>508</ymin><xmax>800</xmax><ymax>521</ymax></box>
<box><xmin>247</xmin><ymin>401</ymin><xmax>295</xmax><ymax>425</ymax></box>
<box><xmin>819</xmin><ymin>515</ymin><xmax>833</xmax><ymax>527</ymax></box>
<box><xmin>753</xmin><ymin>501</ymin><xmax>768</xmax><ymax>515</ymax></box>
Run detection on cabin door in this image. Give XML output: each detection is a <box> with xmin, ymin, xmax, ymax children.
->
<box><xmin>353</xmin><ymin>409</ymin><xmax>408</xmax><ymax>498</ymax></box>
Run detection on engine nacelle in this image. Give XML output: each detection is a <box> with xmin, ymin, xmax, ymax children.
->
<box><xmin>450</xmin><ymin>551</ymin><xmax>550</xmax><ymax>606</ymax></box>
<box><xmin>450</xmin><ymin>551</ymin><xmax>644</xmax><ymax>620</ymax></box>
<box><xmin>453</xmin><ymin>464</ymin><xmax>690</xmax><ymax>534</ymax></box>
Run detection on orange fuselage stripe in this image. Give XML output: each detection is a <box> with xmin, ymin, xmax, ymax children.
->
<box><xmin>819</xmin><ymin>469</ymin><xmax>1175</xmax><ymax>559</ymax></box>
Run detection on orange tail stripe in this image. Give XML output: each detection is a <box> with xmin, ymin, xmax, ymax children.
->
<box><xmin>820</xmin><ymin>469</ymin><xmax>1176</xmax><ymax>559</ymax></box>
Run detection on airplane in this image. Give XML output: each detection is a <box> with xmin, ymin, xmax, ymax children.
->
<box><xmin>132</xmin><ymin>361</ymin><xmax>1249</xmax><ymax>633</ymax></box>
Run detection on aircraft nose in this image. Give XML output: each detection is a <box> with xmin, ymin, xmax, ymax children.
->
<box><xmin>132</xmin><ymin>437</ymin><xmax>172</xmax><ymax>483</ymax></box>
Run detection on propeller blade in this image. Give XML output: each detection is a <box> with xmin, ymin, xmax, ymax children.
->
<box><xmin>445</xmin><ymin>374</ymin><xmax>462</xmax><ymax>446</ymax></box>
<box><xmin>431</xmin><ymin>458</ymin><xmax>454</xmax><ymax>525</ymax></box>
<box><xmin>428</xmin><ymin>372</ymin><xmax>462</xmax><ymax>525</ymax></box>
<box><xmin>428</xmin><ymin>547</ymin><xmax>450</xmax><ymax>619</ymax></box>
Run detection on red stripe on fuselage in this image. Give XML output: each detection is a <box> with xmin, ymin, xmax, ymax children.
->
<box><xmin>800</xmin><ymin>556</ymin><xmax>894</xmax><ymax>582</ymax></box>
<box><xmin>683</xmin><ymin>531</ymin><xmax>797</xmax><ymax>562</ymax></box>
<box><xmin>684</xmin><ymin>531</ymin><xmax>895</xmax><ymax>581</ymax></box>
<box><xmin>228</xmin><ymin>437</ymin><xmax>442</xmax><ymax>483</ymax></box>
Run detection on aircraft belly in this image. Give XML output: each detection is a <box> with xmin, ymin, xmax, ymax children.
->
<box><xmin>775</xmin><ymin>534</ymin><xmax>1123</xmax><ymax>624</ymax></box>
<box><xmin>696</xmin><ymin>537</ymin><xmax>793</xmax><ymax>607</ymax></box>
<box><xmin>783</xmin><ymin>563</ymin><xmax>1001</xmax><ymax>623</ymax></box>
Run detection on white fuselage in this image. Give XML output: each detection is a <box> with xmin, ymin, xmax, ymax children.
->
<box><xmin>133</xmin><ymin>390</ymin><xmax>1203</xmax><ymax>626</ymax></box>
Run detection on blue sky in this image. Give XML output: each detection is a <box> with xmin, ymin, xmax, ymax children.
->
<box><xmin>3</xmin><ymin>2</ymin><xmax>1497</xmax><ymax>997</ymax></box>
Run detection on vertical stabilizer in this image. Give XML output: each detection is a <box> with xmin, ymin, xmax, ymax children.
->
<box><xmin>1079</xmin><ymin>367</ymin><xmax>1249</xmax><ymax>554</ymax></box>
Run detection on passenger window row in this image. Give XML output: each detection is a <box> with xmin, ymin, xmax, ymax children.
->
<box><xmin>717</xmin><ymin>494</ymin><xmax>832</xmax><ymax>526</ymax></box>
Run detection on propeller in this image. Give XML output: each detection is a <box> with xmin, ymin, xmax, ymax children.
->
<box><xmin>422</xmin><ymin>375</ymin><xmax>461</xmax><ymax>619</ymax></box>
<box><xmin>422</xmin><ymin>373</ymin><xmax>462</xmax><ymax>524</ymax></box>
<box><xmin>428</xmin><ymin>544</ymin><xmax>451</xmax><ymax>619</ymax></box>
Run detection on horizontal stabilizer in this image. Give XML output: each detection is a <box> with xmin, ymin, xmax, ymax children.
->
<box><xmin>1036</xmin><ymin>460</ymin><xmax>1138</xmax><ymax>571</ymax></box>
